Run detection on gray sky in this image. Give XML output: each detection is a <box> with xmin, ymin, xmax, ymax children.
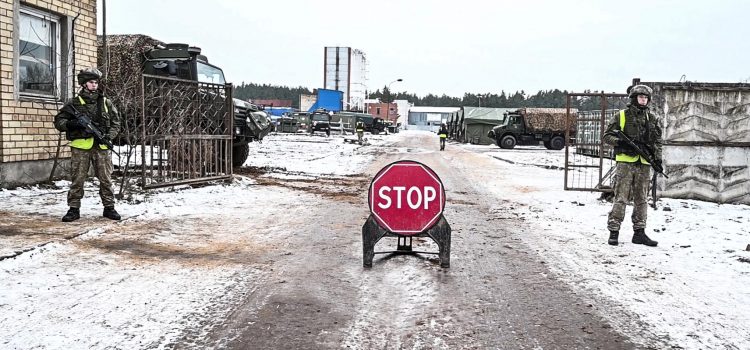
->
<box><xmin>97</xmin><ymin>0</ymin><xmax>749</xmax><ymax>97</ymax></box>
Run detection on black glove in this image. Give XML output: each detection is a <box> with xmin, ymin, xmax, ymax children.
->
<box><xmin>66</xmin><ymin>118</ymin><xmax>83</xmax><ymax>130</ymax></box>
<box><xmin>615</xmin><ymin>138</ymin><xmax>631</xmax><ymax>149</ymax></box>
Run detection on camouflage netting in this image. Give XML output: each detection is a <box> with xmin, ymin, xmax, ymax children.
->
<box><xmin>96</xmin><ymin>34</ymin><xmax>164</xmax><ymax>144</ymax></box>
<box><xmin>520</xmin><ymin>108</ymin><xmax>579</xmax><ymax>134</ymax></box>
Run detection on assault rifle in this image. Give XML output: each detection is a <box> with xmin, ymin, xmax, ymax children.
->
<box><xmin>615</xmin><ymin>130</ymin><xmax>667</xmax><ymax>178</ymax></box>
<box><xmin>66</xmin><ymin>104</ymin><xmax>118</xmax><ymax>156</ymax></box>
<box><xmin>615</xmin><ymin>130</ymin><xmax>666</xmax><ymax>209</ymax></box>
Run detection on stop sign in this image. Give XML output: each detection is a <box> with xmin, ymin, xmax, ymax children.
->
<box><xmin>368</xmin><ymin>160</ymin><xmax>445</xmax><ymax>235</ymax></box>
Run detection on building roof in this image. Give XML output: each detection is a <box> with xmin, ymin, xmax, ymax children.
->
<box><xmin>462</xmin><ymin>107</ymin><xmax>516</xmax><ymax>122</ymax></box>
<box><xmin>408</xmin><ymin>106</ymin><xmax>461</xmax><ymax>113</ymax></box>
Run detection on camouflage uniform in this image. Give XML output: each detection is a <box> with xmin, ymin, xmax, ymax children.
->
<box><xmin>355</xmin><ymin>121</ymin><xmax>365</xmax><ymax>143</ymax></box>
<box><xmin>602</xmin><ymin>87</ymin><xmax>663</xmax><ymax>233</ymax></box>
<box><xmin>54</xmin><ymin>89</ymin><xmax>121</xmax><ymax>209</ymax></box>
<box><xmin>607</xmin><ymin>161</ymin><xmax>652</xmax><ymax>230</ymax></box>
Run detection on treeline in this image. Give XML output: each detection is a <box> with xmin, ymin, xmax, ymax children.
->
<box><xmin>235</xmin><ymin>83</ymin><xmax>626</xmax><ymax>110</ymax></box>
<box><xmin>234</xmin><ymin>82</ymin><xmax>313</xmax><ymax>108</ymax></box>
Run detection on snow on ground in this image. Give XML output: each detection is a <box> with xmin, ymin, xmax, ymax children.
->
<box><xmin>0</xmin><ymin>132</ymin><xmax>386</xmax><ymax>349</ymax></box>
<box><xmin>245</xmin><ymin>132</ymin><xmax>393</xmax><ymax>176</ymax></box>
<box><xmin>1</xmin><ymin>130</ymin><xmax>748</xmax><ymax>349</ymax></box>
<box><xmin>457</xmin><ymin>140</ymin><xmax>750</xmax><ymax>350</ymax></box>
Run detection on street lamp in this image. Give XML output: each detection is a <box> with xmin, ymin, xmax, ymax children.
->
<box><xmin>478</xmin><ymin>93</ymin><xmax>488</xmax><ymax>107</ymax></box>
<box><xmin>386</xmin><ymin>78</ymin><xmax>403</xmax><ymax>123</ymax></box>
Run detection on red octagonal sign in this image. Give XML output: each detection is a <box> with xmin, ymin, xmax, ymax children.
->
<box><xmin>368</xmin><ymin>160</ymin><xmax>445</xmax><ymax>235</ymax></box>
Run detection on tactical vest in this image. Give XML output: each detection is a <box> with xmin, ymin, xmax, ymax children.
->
<box><xmin>615</xmin><ymin>110</ymin><xmax>649</xmax><ymax>165</ymax></box>
<box><xmin>69</xmin><ymin>95</ymin><xmax>110</xmax><ymax>150</ymax></box>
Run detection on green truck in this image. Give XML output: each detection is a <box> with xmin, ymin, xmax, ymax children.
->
<box><xmin>488</xmin><ymin>108</ymin><xmax>577</xmax><ymax>150</ymax></box>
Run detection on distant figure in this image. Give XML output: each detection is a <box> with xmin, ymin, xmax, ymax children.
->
<box><xmin>437</xmin><ymin>123</ymin><xmax>449</xmax><ymax>151</ymax></box>
<box><xmin>355</xmin><ymin>120</ymin><xmax>365</xmax><ymax>145</ymax></box>
<box><xmin>53</xmin><ymin>68</ymin><xmax>122</xmax><ymax>222</ymax></box>
<box><xmin>602</xmin><ymin>84</ymin><xmax>663</xmax><ymax>247</ymax></box>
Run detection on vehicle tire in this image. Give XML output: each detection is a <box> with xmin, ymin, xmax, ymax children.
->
<box><xmin>550</xmin><ymin>135</ymin><xmax>565</xmax><ymax>150</ymax></box>
<box><xmin>326</xmin><ymin>129</ymin><xmax>330</xmax><ymax>137</ymax></box>
<box><xmin>232</xmin><ymin>143</ymin><xmax>249</xmax><ymax>167</ymax></box>
<box><xmin>500</xmin><ymin>135</ymin><xmax>516</xmax><ymax>149</ymax></box>
<box><xmin>543</xmin><ymin>140</ymin><xmax>552</xmax><ymax>149</ymax></box>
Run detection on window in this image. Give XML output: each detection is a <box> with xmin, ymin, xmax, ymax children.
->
<box><xmin>376</xmin><ymin>107</ymin><xmax>381</xmax><ymax>115</ymax></box>
<box><xmin>18</xmin><ymin>7</ymin><xmax>61</xmax><ymax>99</ymax></box>
<box><xmin>197</xmin><ymin>61</ymin><xmax>226</xmax><ymax>84</ymax></box>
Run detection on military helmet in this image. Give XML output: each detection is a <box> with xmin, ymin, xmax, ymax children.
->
<box><xmin>77</xmin><ymin>67</ymin><xmax>102</xmax><ymax>86</ymax></box>
<box><xmin>628</xmin><ymin>84</ymin><xmax>653</xmax><ymax>98</ymax></box>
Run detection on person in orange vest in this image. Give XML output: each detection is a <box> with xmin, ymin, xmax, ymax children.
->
<box><xmin>437</xmin><ymin>123</ymin><xmax>449</xmax><ymax>151</ymax></box>
<box><xmin>602</xmin><ymin>84</ymin><xmax>663</xmax><ymax>247</ymax></box>
<box><xmin>54</xmin><ymin>68</ymin><xmax>121</xmax><ymax>222</ymax></box>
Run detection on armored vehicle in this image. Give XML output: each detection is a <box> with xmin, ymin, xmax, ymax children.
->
<box><xmin>98</xmin><ymin>34</ymin><xmax>271</xmax><ymax>166</ymax></box>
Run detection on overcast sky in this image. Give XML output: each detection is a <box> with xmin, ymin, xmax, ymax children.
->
<box><xmin>97</xmin><ymin>0</ymin><xmax>749</xmax><ymax>97</ymax></box>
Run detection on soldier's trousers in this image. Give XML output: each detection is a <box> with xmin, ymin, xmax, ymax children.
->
<box><xmin>357</xmin><ymin>131</ymin><xmax>364</xmax><ymax>142</ymax></box>
<box><xmin>607</xmin><ymin>162</ymin><xmax>651</xmax><ymax>231</ymax></box>
<box><xmin>68</xmin><ymin>147</ymin><xmax>115</xmax><ymax>208</ymax></box>
<box><xmin>440</xmin><ymin>138</ymin><xmax>446</xmax><ymax>150</ymax></box>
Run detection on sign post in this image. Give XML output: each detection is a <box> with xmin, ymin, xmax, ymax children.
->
<box><xmin>363</xmin><ymin>160</ymin><xmax>451</xmax><ymax>268</ymax></box>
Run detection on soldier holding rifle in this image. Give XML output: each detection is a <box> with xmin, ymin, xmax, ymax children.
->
<box><xmin>54</xmin><ymin>68</ymin><xmax>121</xmax><ymax>222</ymax></box>
<box><xmin>602</xmin><ymin>84</ymin><xmax>665</xmax><ymax>247</ymax></box>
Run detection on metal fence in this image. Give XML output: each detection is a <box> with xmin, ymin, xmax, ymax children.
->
<box><xmin>139</xmin><ymin>74</ymin><xmax>233</xmax><ymax>188</ymax></box>
<box><xmin>564</xmin><ymin>93</ymin><xmax>628</xmax><ymax>192</ymax></box>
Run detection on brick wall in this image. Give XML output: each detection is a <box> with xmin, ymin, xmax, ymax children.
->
<box><xmin>367</xmin><ymin>102</ymin><xmax>399</xmax><ymax>122</ymax></box>
<box><xmin>0</xmin><ymin>0</ymin><xmax>97</xmax><ymax>164</ymax></box>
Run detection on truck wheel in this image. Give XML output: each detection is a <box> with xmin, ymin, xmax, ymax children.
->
<box><xmin>550</xmin><ymin>136</ymin><xmax>565</xmax><ymax>150</ymax></box>
<box><xmin>543</xmin><ymin>140</ymin><xmax>552</xmax><ymax>149</ymax></box>
<box><xmin>232</xmin><ymin>143</ymin><xmax>249</xmax><ymax>167</ymax></box>
<box><xmin>500</xmin><ymin>135</ymin><xmax>516</xmax><ymax>149</ymax></box>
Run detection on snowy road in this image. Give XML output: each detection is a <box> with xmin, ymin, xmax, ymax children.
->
<box><xmin>1</xmin><ymin>130</ymin><xmax>748</xmax><ymax>349</ymax></box>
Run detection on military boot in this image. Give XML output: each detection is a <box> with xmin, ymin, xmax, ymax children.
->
<box><xmin>62</xmin><ymin>207</ymin><xmax>80</xmax><ymax>222</ymax></box>
<box><xmin>103</xmin><ymin>207</ymin><xmax>121</xmax><ymax>221</ymax></box>
<box><xmin>632</xmin><ymin>228</ymin><xmax>658</xmax><ymax>247</ymax></box>
<box><xmin>608</xmin><ymin>230</ymin><xmax>619</xmax><ymax>246</ymax></box>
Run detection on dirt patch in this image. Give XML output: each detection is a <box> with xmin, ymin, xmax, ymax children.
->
<box><xmin>77</xmin><ymin>235</ymin><xmax>271</xmax><ymax>267</ymax></box>
<box><xmin>0</xmin><ymin>211</ymin><xmax>92</xmax><ymax>239</ymax></box>
<box><xmin>72</xmin><ymin>219</ymin><xmax>273</xmax><ymax>267</ymax></box>
<box><xmin>517</xmin><ymin>186</ymin><xmax>538</xmax><ymax>193</ymax></box>
<box><xmin>447</xmin><ymin>198</ymin><xmax>477</xmax><ymax>206</ymax></box>
<box><xmin>236</xmin><ymin>167</ymin><xmax>370</xmax><ymax>204</ymax></box>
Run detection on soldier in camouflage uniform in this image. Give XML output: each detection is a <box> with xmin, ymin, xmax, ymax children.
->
<box><xmin>54</xmin><ymin>68</ymin><xmax>121</xmax><ymax>222</ymax></box>
<box><xmin>355</xmin><ymin>120</ymin><xmax>365</xmax><ymax>144</ymax></box>
<box><xmin>602</xmin><ymin>84</ymin><xmax>662</xmax><ymax>247</ymax></box>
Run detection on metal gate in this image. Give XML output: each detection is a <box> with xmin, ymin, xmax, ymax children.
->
<box><xmin>564</xmin><ymin>92</ymin><xmax>628</xmax><ymax>192</ymax></box>
<box><xmin>139</xmin><ymin>74</ymin><xmax>233</xmax><ymax>188</ymax></box>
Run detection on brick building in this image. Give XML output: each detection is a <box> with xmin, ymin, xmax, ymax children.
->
<box><xmin>367</xmin><ymin>102</ymin><xmax>398</xmax><ymax>123</ymax></box>
<box><xmin>251</xmin><ymin>99</ymin><xmax>293</xmax><ymax>108</ymax></box>
<box><xmin>0</xmin><ymin>0</ymin><xmax>97</xmax><ymax>186</ymax></box>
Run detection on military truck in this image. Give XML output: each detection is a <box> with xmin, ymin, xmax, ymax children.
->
<box><xmin>488</xmin><ymin>108</ymin><xmax>577</xmax><ymax>150</ymax></box>
<box><xmin>98</xmin><ymin>34</ymin><xmax>271</xmax><ymax>167</ymax></box>
<box><xmin>290</xmin><ymin>112</ymin><xmax>310</xmax><ymax>132</ymax></box>
<box><xmin>308</xmin><ymin>109</ymin><xmax>332</xmax><ymax>136</ymax></box>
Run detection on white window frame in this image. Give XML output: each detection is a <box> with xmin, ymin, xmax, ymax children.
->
<box><xmin>17</xmin><ymin>6</ymin><xmax>62</xmax><ymax>100</ymax></box>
